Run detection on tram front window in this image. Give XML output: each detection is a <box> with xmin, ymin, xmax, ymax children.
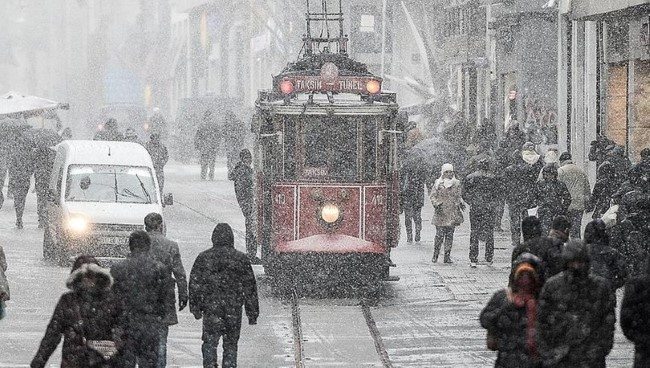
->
<box><xmin>303</xmin><ymin>118</ymin><xmax>357</xmax><ymax>180</ymax></box>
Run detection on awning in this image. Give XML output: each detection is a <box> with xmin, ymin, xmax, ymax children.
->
<box><xmin>571</xmin><ymin>0</ymin><xmax>649</xmax><ymax>19</ymax></box>
<box><xmin>0</xmin><ymin>91</ymin><xmax>68</xmax><ymax>118</ymax></box>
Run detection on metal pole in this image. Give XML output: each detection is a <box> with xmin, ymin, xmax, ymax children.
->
<box><xmin>380</xmin><ymin>0</ymin><xmax>387</xmax><ymax>78</ymax></box>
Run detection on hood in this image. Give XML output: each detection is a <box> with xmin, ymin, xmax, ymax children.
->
<box><xmin>66</xmin><ymin>263</ymin><xmax>113</xmax><ymax>292</ymax></box>
<box><xmin>63</xmin><ymin>202</ymin><xmax>162</xmax><ymax>225</ymax></box>
<box><xmin>212</xmin><ymin>223</ymin><xmax>234</xmax><ymax>247</ymax></box>
<box><xmin>509</xmin><ymin>253</ymin><xmax>544</xmax><ymax>293</ymax></box>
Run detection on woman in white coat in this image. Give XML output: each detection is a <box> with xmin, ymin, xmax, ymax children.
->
<box><xmin>430</xmin><ymin>164</ymin><xmax>464</xmax><ymax>263</ymax></box>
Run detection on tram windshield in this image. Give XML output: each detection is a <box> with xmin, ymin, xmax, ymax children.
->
<box><xmin>283</xmin><ymin>116</ymin><xmax>382</xmax><ymax>182</ymax></box>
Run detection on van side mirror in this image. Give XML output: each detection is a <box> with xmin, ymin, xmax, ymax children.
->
<box><xmin>163</xmin><ymin>193</ymin><xmax>174</xmax><ymax>206</ymax></box>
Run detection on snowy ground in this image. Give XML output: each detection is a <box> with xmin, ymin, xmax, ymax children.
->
<box><xmin>0</xmin><ymin>160</ymin><xmax>635</xmax><ymax>367</ymax></box>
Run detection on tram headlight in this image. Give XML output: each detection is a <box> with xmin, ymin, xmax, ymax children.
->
<box><xmin>280</xmin><ymin>80</ymin><xmax>295</xmax><ymax>95</ymax></box>
<box><xmin>321</xmin><ymin>204</ymin><xmax>340</xmax><ymax>224</ymax></box>
<box><xmin>366</xmin><ymin>79</ymin><xmax>381</xmax><ymax>95</ymax></box>
<box><xmin>66</xmin><ymin>214</ymin><xmax>89</xmax><ymax>235</ymax></box>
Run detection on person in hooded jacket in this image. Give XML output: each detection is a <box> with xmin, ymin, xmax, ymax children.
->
<box><xmin>31</xmin><ymin>256</ymin><xmax>125</xmax><ymax>368</ymax></box>
<box><xmin>480</xmin><ymin>253</ymin><xmax>544</xmax><ymax>368</ymax></box>
<box><xmin>621</xmin><ymin>257</ymin><xmax>650</xmax><ymax>367</ymax></box>
<box><xmin>110</xmin><ymin>231</ymin><xmax>170</xmax><ymax>368</ymax></box>
<box><xmin>584</xmin><ymin>219</ymin><xmax>627</xmax><ymax>289</ymax></box>
<box><xmin>228</xmin><ymin>149</ymin><xmax>260</xmax><ymax>263</ymax></box>
<box><xmin>535</xmin><ymin>164</ymin><xmax>572</xmax><ymax>234</ymax></box>
<box><xmin>588</xmin><ymin>162</ymin><xmax>617</xmax><ymax>219</ymax></box>
<box><xmin>430</xmin><ymin>163</ymin><xmax>463</xmax><ymax>263</ymax></box>
<box><xmin>189</xmin><ymin>223</ymin><xmax>259</xmax><ymax>368</ymax></box>
<box><xmin>94</xmin><ymin>119</ymin><xmax>125</xmax><ymax>142</ymax></box>
<box><xmin>557</xmin><ymin>153</ymin><xmax>591</xmax><ymax>238</ymax></box>
<box><xmin>537</xmin><ymin>240</ymin><xmax>616</xmax><ymax>368</ymax></box>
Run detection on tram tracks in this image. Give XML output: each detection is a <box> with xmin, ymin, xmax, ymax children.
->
<box><xmin>290</xmin><ymin>290</ymin><xmax>393</xmax><ymax>368</ymax></box>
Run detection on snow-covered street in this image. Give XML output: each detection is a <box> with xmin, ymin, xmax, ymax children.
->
<box><xmin>0</xmin><ymin>161</ymin><xmax>636</xmax><ymax>367</ymax></box>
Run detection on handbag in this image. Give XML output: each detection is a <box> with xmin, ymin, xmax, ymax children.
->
<box><xmin>74</xmin><ymin>303</ymin><xmax>119</xmax><ymax>361</ymax></box>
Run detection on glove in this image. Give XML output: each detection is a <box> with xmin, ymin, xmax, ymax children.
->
<box><xmin>178</xmin><ymin>295</ymin><xmax>188</xmax><ymax>311</ymax></box>
<box><xmin>248</xmin><ymin>317</ymin><xmax>257</xmax><ymax>325</ymax></box>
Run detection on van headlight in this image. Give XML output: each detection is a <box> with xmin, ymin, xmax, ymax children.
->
<box><xmin>321</xmin><ymin>204</ymin><xmax>340</xmax><ymax>224</ymax></box>
<box><xmin>66</xmin><ymin>214</ymin><xmax>90</xmax><ymax>234</ymax></box>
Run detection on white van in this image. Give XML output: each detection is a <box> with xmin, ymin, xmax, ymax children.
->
<box><xmin>43</xmin><ymin>140</ymin><xmax>173</xmax><ymax>264</ymax></box>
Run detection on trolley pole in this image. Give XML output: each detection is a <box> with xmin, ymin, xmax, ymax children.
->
<box><xmin>380</xmin><ymin>0</ymin><xmax>387</xmax><ymax>78</ymax></box>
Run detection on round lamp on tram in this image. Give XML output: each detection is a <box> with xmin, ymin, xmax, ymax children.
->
<box><xmin>366</xmin><ymin>79</ymin><xmax>381</xmax><ymax>95</ymax></box>
<box><xmin>280</xmin><ymin>80</ymin><xmax>295</xmax><ymax>95</ymax></box>
<box><xmin>321</xmin><ymin>204</ymin><xmax>340</xmax><ymax>224</ymax></box>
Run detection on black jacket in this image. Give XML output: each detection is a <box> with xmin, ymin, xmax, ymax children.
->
<box><xmin>148</xmin><ymin>231</ymin><xmax>188</xmax><ymax>326</ymax></box>
<box><xmin>110</xmin><ymin>253</ymin><xmax>169</xmax><ymax>322</ymax></box>
<box><xmin>145</xmin><ymin>141</ymin><xmax>169</xmax><ymax>171</ymax></box>
<box><xmin>229</xmin><ymin>162</ymin><xmax>254</xmax><ymax>213</ymax></box>
<box><xmin>194</xmin><ymin>123</ymin><xmax>220</xmax><ymax>153</ymax></box>
<box><xmin>400</xmin><ymin>166</ymin><xmax>427</xmax><ymax>211</ymax></box>
<box><xmin>538</xmin><ymin>271</ymin><xmax>616</xmax><ymax>367</ymax></box>
<box><xmin>462</xmin><ymin>170</ymin><xmax>501</xmax><ymax>208</ymax></box>
<box><xmin>589</xmin><ymin>163</ymin><xmax>617</xmax><ymax>218</ymax></box>
<box><xmin>503</xmin><ymin>160</ymin><xmax>543</xmax><ymax>209</ymax></box>
<box><xmin>189</xmin><ymin>245</ymin><xmax>259</xmax><ymax>321</ymax></box>
<box><xmin>589</xmin><ymin>240</ymin><xmax>627</xmax><ymax>289</ymax></box>
<box><xmin>621</xmin><ymin>272</ymin><xmax>650</xmax><ymax>368</ymax></box>
<box><xmin>535</xmin><ymin>180</ymin><xmax>571</xmax><ymax>218</ymax></box>
<box><xmin>511</xmin><ymin>236</ymin><xmax>556</xmax><ymax>276</ymax></box>
<box><xmin>31</xmin><ymin>264</ymin><xmax>124</xmax><ymax>368</ymax></box>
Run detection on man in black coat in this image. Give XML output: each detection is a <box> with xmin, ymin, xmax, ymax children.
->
<box><xmin>536</xmin><ymin>164</ymin><xmax>572</xmax><ymax>234</ymax></box>
<box><xmin>144</xmin><ymin>213</ymin><xmax>188</xmax><ymax>368</ymax></box>
<box><xmin>189</xmin><ymin>223</ymin><xmax>259</xmax><ymax>368</ymax></box>
<box><xmin>400</xmin><ymin>164</ymin><xmax>426</xmax><ymax>243</ymax></box>
<box><xmin>544</xmin><ymin>216</ymin><xmax>572</xmax><ymax>279</ymax></box>
<box><xmin>621</xmin><ymin>257</ymin><xmax>650</xmax><ymax>367</ymax></box>
<box><xmin>94</xmin><ymin>118</ymin><xmax>125</xmax><ymax>141</ymax></box>
<box><xmin>9</xmin><ymin>127</ymin><xmax>35</xmax><ymax>229</ymax></box>
<box><xmin>111</xmin><ymin>231</ymin><xmax>170</xmax><ymax>368</ymax></box>
<box><xmin>194</xmin><ymin>111</ymin><xmax>220</xmax><ymax>181</ymax></box>
<box><xmin>538</xmin><ymin>240</ymin><xmax>616</xmax><ymax>368</ymax></box>
<box><xmin>145</xmin><ymin>133</ymin><xmax>169</xmax><ymax>193</ymax></box>
<box><xmin>228</xmin><ymin>149</ymin><xmax>260</xmax><ymax>263</ymax></box>
<box><xmin>462</xmin><ymin>159</ymin><xmax>501</xmax><ymax>267</ymax></box>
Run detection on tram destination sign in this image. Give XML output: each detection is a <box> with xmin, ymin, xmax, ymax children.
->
<box><xmin>279</xmin><ymin>75</ymin><xmax>382</xmax><ymax>95</ymax></box>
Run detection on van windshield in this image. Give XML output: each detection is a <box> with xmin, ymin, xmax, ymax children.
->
<box><xmin>65</xmin><ymin>165</ymin><xmax>158</xmax><ymax>204</ymax></box>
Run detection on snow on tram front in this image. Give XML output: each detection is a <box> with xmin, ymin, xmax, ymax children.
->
<box><xmin>252</xmin><ymin>1</ymin><xmax>406</xmax><ymax>283</ymax></box>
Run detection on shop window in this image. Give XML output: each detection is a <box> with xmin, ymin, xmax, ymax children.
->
<box><xmin>632</xmin><ymin>60</ymin><xmax>650</xmax><ymax>161</ymax></box>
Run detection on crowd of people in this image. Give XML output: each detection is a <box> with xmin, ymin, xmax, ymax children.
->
<box><xmin>28</xmin><ymin>216</ymin><xmax>259</xmax><ymax>368</ymax></box>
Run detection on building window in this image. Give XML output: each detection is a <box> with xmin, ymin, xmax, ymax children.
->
<box><xmin>359</xmin><ymin>15</ymin><xmax>376</xmax><ymax>33</ymax></box>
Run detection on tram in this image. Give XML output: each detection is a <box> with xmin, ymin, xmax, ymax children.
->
<box><xmin>253</xmin><ymin>1</ymin><xmax>406</xmax><ymax>283</ymax></box>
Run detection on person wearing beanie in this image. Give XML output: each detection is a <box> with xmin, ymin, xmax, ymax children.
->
<box><xmin>480</xmin><ymin>253</ymin><xmax>544</xmax><ymax>367</ymax></box>
<box><xmin>538</xmin><ymin>240</ymin><xmax>616</xmax><ymax>368</ymax></box>
<box><xmin>189</xmin><ymin>223</ymin><xmax>259</xmax><ymax>368</ymax></box>
<box><xmin>430</xmin><ymin>163</ymin><xmax>463</xmax><ymax>263</ymax></box>
<box><xmin>31</xmin><ymin>256</ymin><xmax>126</xmax><ymax>367</ymax></box>
<box><xmin>536</xmin><ymin>164</ymin><xmax>572</xmax><ymax>234</ymax></box>
<box><xmin>556</xmin><ymin>152</ymin><xmax>591</xmax><ymax>238</ymax></box>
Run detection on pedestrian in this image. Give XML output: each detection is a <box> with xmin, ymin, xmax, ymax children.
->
<box><xmin>588</xmin><ymin>134</ymin><xmax>614</xmax><ymax>169</ymax></box>
<box><xmin>144</xmin><ymin>213</ymin><xmax>188</xmax><ymax>368</ymax></box>
<box><xmin>400</xmin><ymin>164</ymin><xmax>426</xmax><ymax>243</ymax></box>
<box><xmin>0</xmin><ymin>245</ymin><xmax>9</xmax><ymax>320</ymax></box>
<box><xmin>480</xmin><ymin>253</ymin><xmax>544</xmax><ymax>368</ymax></box>
<box><xmin>9</xmin><ymin>127</ymin><xmax>35</xmax><ymax>229</ymax></box>
<box><xmin>556</xmin><ymin>152</ymin><xmax>591</xmax><ymax>238</ymax></box>
<box><xmin>228</xmin><ymin>149</ymin><xmax>261</xmax><ymax>263</ymax></box>
<box><xmin>31</xmin><ymin>255</ymin><xmax>125</xmax><ymax>368</ymax></box>
<box><xmin>615</xmin><ymin>171</ymin><xmax>650</xmax><ymax>279</ymax></box>
<box><xmin>588</xmin><ymin>162</ymin><xmax>617</xmax><ymax>219</ymax></box>
<box><xmin>462</xmin><ymin>159</ymin><xmax>501</xmax><ymax>267</ymax></box>
<box><xmin>110</xmin><ymin>231</ymin><xmax>169</xmax><ymax>368</ymax></box>
<box><xmin>189</xmin><ymin>223</ymin><xmax>260</xmax><ymax>368</ymax></box>
<box><xmin>537</xmin><ymin>240</ymin><xmax>616</xmax><ymax>368</ymax></box>
<box><xmin>430</xmin><ymin>163</ymin><xmax>463</xmax><ymax>263</ymax></box>
<box><xmin>629</xmin><ymin>147</ymin><xmax>650</xmax><ymax>180</ymax></box>
<box><xmin>584</xmin><ymin>219</ymin><xmax>627</xmax><ymax>289</ymax></box>
<box><xmin>145</xmin><ymin>133</ymin><xmax>169</xmax><ymax>193</ymax></box>
<box><xmin>511</xmin><ymin>216</ymin><xmax>553</xmax><ymax>269</ymax></box>
<box><xmin>34</xmin><ymin>136</ymin><xmax>61</xmax><ymax>228</ymax></box>
<box><xmin>535</xmin><ymin>164</ymin><xmax>571</xmax><ymax>234</ymax></box>
<box><xmin>124</xmin><ymin>128</ymin><xmax>142</xmax><ymax>145</ymax></box>
<box><xmin>194</xmin><ymin>111</ymin><xmax>220</xmax><ymax>181</ymax></box>
<box><xmin>224</xmin><ymin>110</ymin><xmax>245</xmax><ymax>178</ymax></box>
<box><xmin>544</xmin><ymin>216</ymin><xmax>572</xmax><ymax>278</ymax></box>
<box><xmin>94</xmin><ymin>119</ymin><xmax>125</xmax><ymax>141</ymax></box>
<box><xmin>621</xmin><ymin>257</ymin><xmax>650</xmax><ymax>367</ymax></box>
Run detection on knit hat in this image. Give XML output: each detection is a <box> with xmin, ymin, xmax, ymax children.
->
<box><xmin>441</xmin><ymin>163</ymin><xmax>454</xmax><ymax>174</ymax></box>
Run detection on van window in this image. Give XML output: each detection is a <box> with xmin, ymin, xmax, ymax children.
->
<box><xmin>65</xmin><ymin>165</ymin><xmax>158</xmax><ymax>204</ymax></box>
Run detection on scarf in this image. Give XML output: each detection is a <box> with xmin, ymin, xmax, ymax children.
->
<box><xmin>508</xmin><ymin>281</ymin><xmax>539</xmax><ymax>359</ymax></box>
<box><xmin>434</xmin><ymin>163</ymin><xmax>460</xmax><ymax>188</ymax></box>
<box><xmin>522</xmin><ymin>150</ymin><xmax>540</xmax><ymax>165</ymax></box>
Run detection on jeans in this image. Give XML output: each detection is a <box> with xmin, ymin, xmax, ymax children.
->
<box><xmin>158</xmin><ymin>325</ymin><xmax>169</xmax><ymax>368</ymax></box>
<box><xmin>123</xmin><ymin>319</ymin><xmax>162</xmax><ymax>368</ymax></box>
<box><xmin>508</xmin><ymin>204</ymin><xmax>529</xmax><ymax>247</ymax></box>
<box><xmin>568</xmin><ymin>209</ymin><xmax>583</xmax><ymax>239</ymax></box>
<box><xmin>12</xmin><ymin>184</ymin><xmax>29</xmax><ymax>223</ymax></box>
<box><xmin>202</xmin><ymin>309</ymin><xmax>243</xmax><ymax>368</ymax></box>
<box><xmin>404</xmin><ymin>207</ymin><xmax>423</xmax><ymax>241</ymax></box>
<box><xmin>433</xmin><ymin>226</ymin><xmax>455</xmax><ymax>261</ymax></box>
<box><xmin>200</xmin><ymin>151</ymin><xmax>217</xmax><ymax>180</ymax></box>
<box><xmin>469</xmin><ymin>207</ymin><xmax>495</xmax><ymax>263</ymax></box>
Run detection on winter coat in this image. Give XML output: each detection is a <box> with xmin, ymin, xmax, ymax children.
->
<box><xmin>537</xmin><ymin>271</ymin><xmax>616</xmax><ymax>367</ymax></box>
<box><xmin>145</xmin><ymin>141</ymin><xmax>169</xmax><ymax>172</ymax></box>
<box><xmin>605</xmin><ymin>147</ymin><xmax>631</xmax><ymax>187</ymax></box>
<box><xmin>462</xmin><ymin>171</ymin><xmax>502</xmax><ymax>209</ymax></box>
<box><xmin>511</xmin><ymin>237</ymin><xmax>554</xmax><ymax>270</ymax></box>
<box><xmin>430</xmin><ymin>179</ymin><xmax>463</xmax><ymax>227</ymax></box>
<box><xmin>535</xmin><ymin>180</ymin><xmax>571</xmax><ymax>220</ymax></box>
<box><xmin>589</xmin><ymin>162</ymin><xmax>617</xmax><ymax>218</ymax></box>
<box><xmin>621</xmin><ymin>271</ymin><xmax>650</xmax><ymax>367</ymax></box>
<box><xmin>400</xmin><ymin>166</ymin><xmax>427</xmax><ymax>211</ymax></box>
<box><xmin>148</xmin><ymin>231</ymin><xmax>188</xmax><ymax>326</ymax></box>
<box><xmin>229</xmin><ymin>161</ymin><xmax>255</xmax><ymax>214</ymax></box>
<box><xmin>110</xmin><ymin>253</ymin><xmax>169</xmax><ymax>323</ymax></box>
<box><xmin>31</xmin><ymin>264</ymin><xmax>125</xmax><ymax>368</ymax></box>
<box><xmin>557</xmin><ymin>161</ymin><xmax>591</xmax><ymax>212</ymax></box>
<box><xmin>466</xmin><ymin>151</ymin><xmax>498</xmax><ymax>175</ymax></box>
<box><xmin>189</xmin><ymin>245</ymin><xmax>259</xmax><ymax>321</ymax></box>
<box><xmin>616</xmin><ymin>190</ymin><xmax>650</xmax><ymax>278</ymax></box>
<box><xmin>503</xmin><ymin>160</ymin><xmax>543</xmax><ymax>209</ymax></box>
<box><xmin>9</xmin><ymin>131</ymin><xmax>35</xmax><ymax>186</ymax></box>
<box><xmin>93</xmin><ymin>129</ymin><xmax>125</xmax><ymax>142</ymax></box>
<box><xmin>588</xmin><ymin>240</ymin><xmax>627</xmax><ymax>289</ymax></box>
<box><xmin>194</xmin><ymin>124</ymin><xmax>220</xmax><ymax>153</ymax></box>
<box><xmin>0</xmin><ymin>246</ymin><xmax>8</xmax><ymax>301</ymax></box>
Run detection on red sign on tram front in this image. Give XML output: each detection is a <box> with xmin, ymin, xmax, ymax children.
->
<box><xmin>278</xmin><ymin>62</ymin><xmax>382</xmax><ymax>95</ymax></box>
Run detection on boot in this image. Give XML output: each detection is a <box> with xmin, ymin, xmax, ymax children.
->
<box><xmin>414</xmin><ymin>231</ymin><xmax>421</xmax><ymax>243</ymax></box>
<box><xmin>432</xmin><ymin>246</ymin><xmax>440</xmax><ymax>263</ymax></box>
<box><xmin>406</xmin><ymin>230</ymin><xmax>413</xmax><ymax>243</ymax></box>
<box><xmin>444</xmin><ymin>250</ymin><xmax>453</xmax><ymax>264</ymax></box>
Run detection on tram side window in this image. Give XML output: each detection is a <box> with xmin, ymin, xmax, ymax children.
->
<box><xmin>303</xmin><ymin>118</ymin><xmax>357</xmax><ymax>180</ymax></box>
<box><xmin>283</xmin><ymin>118</ymin><xmax>297</xmax><ymax>179</ymax></box>
<box><xmin>363</xmin><ymin>121</ymin><xmax>378</xmax><ymax>182</ymax></box>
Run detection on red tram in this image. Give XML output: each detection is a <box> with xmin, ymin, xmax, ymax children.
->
<box><xmin>253</xmin><ymin>2</ymin><xmax>406</xmax><ymax>282</ymax></box>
